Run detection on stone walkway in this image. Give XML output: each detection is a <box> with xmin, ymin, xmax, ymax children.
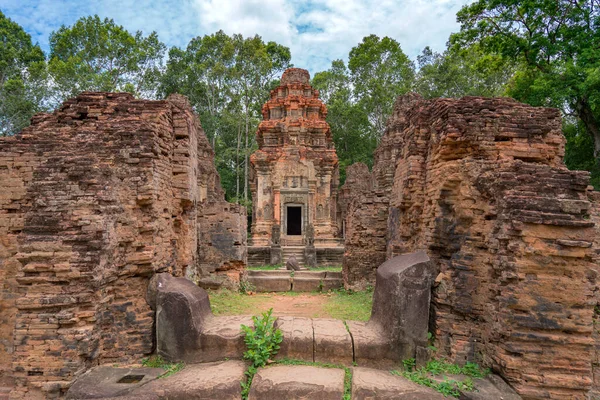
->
<box><xmin>65</xmin><ymin>360</ymin><xmax>521</xmax><ymax>399</ymax></box>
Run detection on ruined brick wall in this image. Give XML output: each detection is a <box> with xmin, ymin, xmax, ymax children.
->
<box><xmin>197</xmin><ymin>201</ymin><xmax>247</xmax><ymax>289</ymax></box>
<box><xmin>338</xmin><ymin>163</ymin><xmax>387</xmax><ymax>289</ymax></box>
<box><xmin>344</xmin><ymin>94</ymin><xmax>600</xmax><ymax>399</ymax></box>
<box><xmin>0</xmin><ymin>92</ymin><xmax>245</xmax><ymax>398</ymax></box>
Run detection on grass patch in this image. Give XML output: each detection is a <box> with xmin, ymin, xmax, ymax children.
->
<box><xmin>141</xmin><ymin>355</ymin><xmax>184</xmax><ymax>378</ymax></box>
<box><xmin>209</xmin><ymin>289</ymin><xmax>272</xmax><ymax>315</ymax></box>
<box><xmin>208</xmin><ymin>288</ymin><xmax>374</xmax><ymax>321</ymax></box>
<box><xmin>324</xmin><ymin>288</ymin><xmax>373</xmax><ymax>321</ymax></box>
<box><xmin>275</xmin><ymin>358</ymin><xmax>352</xmax><ymax>400</ymax></box>
<box><xmin>392</xmin><ymin>359</ymin><xmax>490</xmax><ymax>398</ymax></box>
<box><xmin>308</xmin><ymin>265</ymin><xmax>342</xmax><ymax>272</ymax></box>
<box><xmin>248</xmin><ymin>264</ymin><xmax>283</xmax><ymax>270</ymax></box>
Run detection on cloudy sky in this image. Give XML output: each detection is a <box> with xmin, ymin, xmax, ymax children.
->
<box><xmin>1</xmin><ymin>0</ymin><xmax>472</xmax><ymax>74</ymax></box>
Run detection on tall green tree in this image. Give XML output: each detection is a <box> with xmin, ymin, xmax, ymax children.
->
<box><xmin>452</xmin><ymin>0</ymin><xmax>600</xmax><ymax>159</ymax></box>
<box><xmin>0</xmin><ymin>11</ymin><xmax>47</xmax><ymax>136</ymax></box>
<box><xmin>49</xmin><ymin>15</ymin><xmax>166</xmax><ymax>100</ymax></box>
<box><xmin>415</xmin><ymin>44</ymin><xmax>514</xmax><ymax>98</ymax></box>
<box><xmin>313</xmin><ymin>60</ymin><xmax>374</xmax><ymax>183</ymax></box>
<box><xmin>160</xmin><ymin>32</ymin><xmax>291</xmax><ymax>202</ymax></box>
<box><xmin>348</xmin><ymin>35</ymin><xmax>416</xmax><ymax>137</ymax></box>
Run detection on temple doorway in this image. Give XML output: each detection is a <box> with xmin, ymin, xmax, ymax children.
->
<box><xmin>287</xmin><ymin>206</ymin><xmax>302</xmax><ymax>235</ymax></box>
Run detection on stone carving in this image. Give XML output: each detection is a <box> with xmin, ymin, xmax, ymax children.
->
<box><xmin>342</xmin><ymin>93</ymin><xmax>600</xmax><ymax>398</ymax></box>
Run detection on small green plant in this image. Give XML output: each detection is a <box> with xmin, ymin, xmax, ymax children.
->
<box><xmin>427</xmin><ymin>331</ymin><xmax>438</xmax><ymax>353</ymax></box>
<box><xmin>240</xmin><ymin>308</ymin><xmax>283</xmax><ymax>399</ymax></box>
<box><xmin>402</xmin><ymin>358</ymin><xmax>416</xmax><ymax>372</ymax></box>
<box><xmin>141</xmin><ymin>355</ymin><xmax>184</xmax><ymax>378</ymax></box>
<box><xmin>239</xmin><ymin>276</ymin><xmax>256</xmax><ymax>294</ymax></box>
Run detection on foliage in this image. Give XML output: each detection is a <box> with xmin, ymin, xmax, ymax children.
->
<box><xmin>160</xmin><ymin>31</ymin><xmax>291</xmax><ymax>201</ymax></box>
<box><xmin>48</xmin><ymin>15</ymin><xmax>166</xmax><ymax>100</ymax></box>
<box><xmin>239</xmin><ymin>276</ymin><xmax>256</xmax><ymax>294</ymax></box>
<box><xmin>141</xmin><ymin>355</ymin><xmax>184</xmax><ymax>378</ymax></box>
<box><xmin>415</xmin><ymin>44</ymin><xmax>514</xmax><ymax>99</ymax></box>
<box><xmin>452</xmin><ymin>0</ymin><xmax>600</xmax><ymax>165</ymax></box>
<box><xmin>393</xmin><ymin>359</ymin><xmax>489</xmax><ymax>398</ymax></box>
<box><xmin>0</xmin><ymin>11</ymin><xmax>47</xmax><ymax>136</ymax></box>
<box><xmin>240</xmin><ymin>309</ymin><xmax>283</xmax><ymax>399</ymax></box>
<box><xmin>349</xmin><ymin>34</ymin><xmax>416</xmax><ymax>137</ymax></box>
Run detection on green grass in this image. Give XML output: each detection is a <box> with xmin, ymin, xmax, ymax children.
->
<box><xmin>391</xmin><ymin>359</ymin><xmax>489</xmax><ymax>398</ymax></box>
<box><xmin>208</xmin><ymin>288</ymin><xmax>374</xmax><ymax>321</ymax></box>
<box><xmin>141</xmin><ymin>355</ymin><xmax>184</xmax><ymax>378</ymax></box>
<box><xmin>248</xmin><ymin>264</ymin><xmax>284</xmax><ymax>270</ymax></box>
<box><xmin>275</xmin><ymin>358</ymin><xmax>352</xmax><ymax>400</ymax></box>
<box><xmin>324</xmin><ymin>288</ymin><xmax>373</xmax><ymax>321</ymax></box>
<box><xmin>209</xmin><ymin>290</ymin><xmax>273</xmax><ymax>315</ymax></box>
<box><xmin>308</xmin><ymin>265</ymin><xmax>342</xmax><ymax>272</ymax></box>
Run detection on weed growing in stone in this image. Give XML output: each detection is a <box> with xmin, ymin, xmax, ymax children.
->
<box><xmin>141</xmin><ymin>355</ymin><xmax>184</xmax><ymax>378</ymax></box>
<box><xmin>392</xmin><ymin>359</ymin><xmax>489</xmax><ymax>398</ymax></box>
<box><xmin>239</xmin><ymin>276</ymin><xmax>256</xmax><ymax>294</ymax></box>
<box><xmin>240</xmin><ymin>308</ymin><xmax>283</xmax><ymax>399</ymax></box>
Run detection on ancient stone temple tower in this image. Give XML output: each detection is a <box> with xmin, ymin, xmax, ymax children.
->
<box><xmin>249</xmin><ymin>68</ymin><xmax>343</xmax><ymax>265</ymax></box>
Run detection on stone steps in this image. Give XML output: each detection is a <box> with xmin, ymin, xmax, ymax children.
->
<box><xmin>246</xmin><ymin>270</ymin><xmax>343</xmax><ymax>292</ymax></box>
<box><xmin>65</xmin><ymin>361</ymin><xmax>521</xmax><ymax>400</ymax></box>
<box><xmin>282</xmin><ymin>246</ymin><xmax>305</xmax><ymax>266</ymax></box>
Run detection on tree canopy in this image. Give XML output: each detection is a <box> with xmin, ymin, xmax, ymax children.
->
<box><xmin>1</xmin><ymin>7</ymin><xmax>599</xmax><ymax>192</ymax></box>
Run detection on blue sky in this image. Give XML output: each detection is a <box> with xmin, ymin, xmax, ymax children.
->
<box><xmin>1</xmin><ymin>0</ymin><xmax>472</xmax><ymax>75</ymax></box>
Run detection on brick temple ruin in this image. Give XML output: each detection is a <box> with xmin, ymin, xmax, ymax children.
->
<box><xmin>340</xmin><ymin>93</ymin><xmax>600</xmax><ymax>399</ymax></box>
<box><xmin>248</xmin><ymin>68</ymin><xmax>344</xmax><ymax>267</ymax></box>
<box><xmin>0</xmin><ymin>68</ymin><xmax>599</xmax><ymax>399</ymax></box>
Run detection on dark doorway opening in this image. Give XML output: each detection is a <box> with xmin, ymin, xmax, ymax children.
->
<box><xmin>287</xmin><ymin>206</ymin><xmax>302</xmax><ymax>235</ymax></box>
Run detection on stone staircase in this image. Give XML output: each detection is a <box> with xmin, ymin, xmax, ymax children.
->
<box><xmin>63</xmin><ymin>255</ymin><xmax>523</xmax><ymax>400</ymax></box>
<box><xmin>246</xmin><ymin>270</ymin><xmax>342</xmax><ymax>292</ymax></box>
<box><xmin>281</xmin><ymin>246</ymin><xmax>305</xmax><ymax>266</ymax></box>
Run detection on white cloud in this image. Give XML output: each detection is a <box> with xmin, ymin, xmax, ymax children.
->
<box><xmin>2</xmin><ymin>0</ymin><xmax>473</xmax><ymax>75</ymax></box>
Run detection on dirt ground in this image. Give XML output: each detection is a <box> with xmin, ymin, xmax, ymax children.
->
<box><xmin>257</xmin><ymin>293</ymin><xmax>331</xmax><ymax>318</ymax></box>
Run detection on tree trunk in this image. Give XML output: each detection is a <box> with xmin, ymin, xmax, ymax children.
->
<box><xmin>576</xmin><ymin>99</ymin><xmax>600</xmax><ymax>158</ymax></box>
<box><xmin>236</xmin><ymin>120</ymin><xmax>241</xmax><ymax>201</ymax></box>
<box><xmin>244</xmin><ymin>105</ymin><xmax>249</xmax><ymax>202</ymax></box>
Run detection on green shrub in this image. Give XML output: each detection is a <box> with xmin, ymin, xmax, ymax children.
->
<box><xmin>240</xmin><ymin>308</ymin><xmax>283</xmax><ymax>399</ymax></box>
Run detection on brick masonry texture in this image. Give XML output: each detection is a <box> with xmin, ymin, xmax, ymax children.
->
<box><xmin>0</xmin><ymin>92</ymin><xmax>245</xmax><ymax>398</ymax></box>
<box><xmin>342</xmin><ymin>93</ymin><xmax>600</xmax><ymax>399</ymax></box>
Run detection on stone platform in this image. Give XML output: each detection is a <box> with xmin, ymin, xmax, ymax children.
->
<box><xmin>246</xmin><ymin>270</ymin><xmax>343</xmax><ymax>292</ymax></box>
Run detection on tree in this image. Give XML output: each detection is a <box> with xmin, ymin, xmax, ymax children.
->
<box><xmin>0</xmin><ymin>11</ymin><xmax>47</xmax><ymax>136</ymax></box>
<box><xmin>348</xmin><ymin>35</ymin><xmax>416</xmax><ymax>137</ymax></box>
<box><xmin>160</xmin><ymin>32</ymin><xmax>291</xmax><ymax>202</ymax></box>
<box><xmin>313</xmin><ymin>60</ymin><xmax>374</xmax><ymax>183</ymax></box>
<box><xmin>415</xmin><ymin>44</ymin><xmax>515</xmax><ymax>98</ymax></box>
<box><xmin>452</xmin><ymin>0</ymin><xmax>600</xmax><ymax>159</ymax></box>
<box><xmin>48</xmin><ymin>15</ymin><xmax>166</xmax><ymax>100</ymax></box>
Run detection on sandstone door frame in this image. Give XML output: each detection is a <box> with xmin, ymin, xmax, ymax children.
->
<box><xmin>282</xmin><ymin>203</ymin><xmax>305</xmax><ymax>239</ymax></box>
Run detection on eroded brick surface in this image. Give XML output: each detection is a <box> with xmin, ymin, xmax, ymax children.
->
<box><xmin>343</xmin><ymin>94</ymin><xmax>599</xmax><ymax>399</ymax></box>
<box><xmin>0</xmin><ymin>92</ymin><xmax>245</xmax><ymax>398</ymax></box>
